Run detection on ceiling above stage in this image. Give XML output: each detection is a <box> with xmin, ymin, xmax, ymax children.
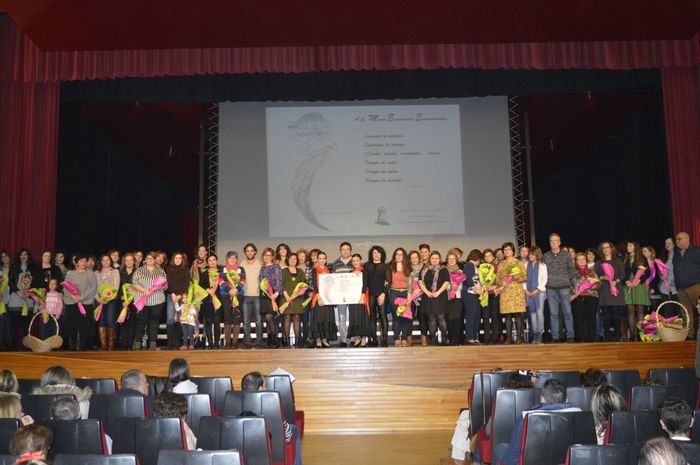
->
<box><xmin>1</xmin><ymin>0</ymin><xmax>698</xmax><ymax>51</ymax></box>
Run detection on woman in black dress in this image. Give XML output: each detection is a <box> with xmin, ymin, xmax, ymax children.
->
<box><xmin>419</xmin><ymin>251</ymin><xmax>450</xmax><ymax>345</ymax></box>
<box><xmin>348</xmin><ymin>254</ymin><xmax>373</xmax><ymax>347</ymax></box>
<box><xmin>309</xmin><ymin>252</ymin><xmax>338</xmax><ymax>348</ymax></box>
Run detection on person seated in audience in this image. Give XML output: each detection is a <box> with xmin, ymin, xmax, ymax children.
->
<box><xmin>591</xmin><ymin>384</ymin><xmax>625</xmax><ymax>444</ymax></box>
<box><xmin>638</xmin><ymin>436</ymin><xmax>687</xmax><ymax>465</ymax></box>
<box><xmin>118</xmin><ymin>369</ymin><xmax>154</xmax><ymax>412</ymax></box>
<box><xmin>50</xmin><ymin>395</ymin><xmax>113</xmax><ymax>453</ymax></box>
<box><xmin>9</xmin><ymin>423</ymin><xmax>53</xmax><ymax>464</ymax></box>
<box><xmin>153</xmin><ymin>392</ymin><xmax>197</xmax><ymax>450</ymax></box>
<box><xmin>32</xmin><ymin>365</ymin><xmax>92</xmax><ymax>419</ymax></box>
<box><xmin>0</xmin><ymin>368</ymin><xmax>20</xmax><ymax>397</ymax></box>
<box><xmin>242</xmin><ymin>371</ymin><xmax>302</xmax><ymax>465</ymax></box>
<box><xmin>0</xmin><ymin>395</ymin><xmax>33</xmax><ymax>425</ymax></box>
<box><xmin>500</xmin><ymin>379</ymin><xmax>580</xmax><ymax>465</ymax></box>
<box><xmin>168</xmin><ymin>358</ymin><xmax>198</xmax><ymax>394</ymax></box>
<box><xmin>657</xmin><ymin>397</ymin><xmax>693</xmax><ymax>442</ymax></box>
<box><xmin>580</xmin><ymin>368</ymin><xmax>608</xmax><ymax>387</ymax></box>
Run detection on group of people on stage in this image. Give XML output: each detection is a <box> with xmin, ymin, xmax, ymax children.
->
<box><xmin>0</xmin><ymin>230</ymin><xmax>698</xmax><ymax>351</ymax></box>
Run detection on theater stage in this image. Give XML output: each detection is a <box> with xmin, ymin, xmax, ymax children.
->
<box><xmin>3</xmin><ymin>342</ymin><xmax>695</xmax><ymax>464</ymax></box>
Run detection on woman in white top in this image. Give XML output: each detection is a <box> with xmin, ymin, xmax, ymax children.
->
<box><xmin>524</xmin><ymin>246</ymin><xmax>548</xmax><ymax>344</ymax></box>
<box><xmin>95</xmin><ymin>255</ymin><xmax>121</xmax><ymax>351</ymax></box>
<box><xmin>168</xmin><ymin>358</ymin><xmax>198</xmax><ymax>394</ymax></box>
<box><xmin>660</xmin><ymin>237</ymin><xmax>678</xmax><ymax>300</ymax></box>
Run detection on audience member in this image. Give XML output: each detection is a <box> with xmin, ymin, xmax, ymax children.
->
<box><xmin>168</xmin><ymin>358</ymin><xmax>198</xmax><ymax>394</ymax></box>
<box><xmin>591</xmin><ymin>384</ymin><xmax>626</xmax><ymax>444</ymax></box>
<box><xmin>0</xmin><ymin>395</ymin><xmax>33</xmax><ymax>425</ymax></box>
<box><xmin>153</xmin><ymin>392</ymin><xmax>197</xmax><ymax>450</ymax></box>
<box><xmin>638</xmin><ymin>436</ymin><xmax>688</xmax><ymax>465</ymax></box>
<box><xmin>32</xmin><ymin>365</ymin><xmax>91</xmax><ymax>419</ymax></box>
<box><xmin>9</xmin><ymin>424</ymin><xmax>53</xmax><ymax>462</ymax></box>
<box><xmin>0</xmin><ymin>368</ymin><xmax>19</xmax><ymax>395</ymax></box>
<box><xmin>50</xmin><ymin>395</ymin><xmax>113</xmax><ymax>453</ymax></box>
<box><xmin>118</xmin><ymin>369</ymin><xmax>154</xmax><ymax>412</ymax></box>
<box><xmin>658</xmin><ymin>397</ymin><xmax>693</xmax><ymax>442</ymax></box>
<box><xmin>580</xmin><ymin>368</ymin><xmax>608</xmax><ymax>387</ymax></box>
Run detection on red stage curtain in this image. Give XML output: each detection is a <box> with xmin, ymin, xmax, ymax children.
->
<box><xmin>662</xmin><ymin>66</ymin><xmax>700</xmax><ymax>240</ymax></box>
<box><xmin>0</xmin><ymin>82</ymin><xmax>60</xmax><ymax>253</ymax></box>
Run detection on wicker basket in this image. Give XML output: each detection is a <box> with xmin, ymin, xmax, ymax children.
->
<box><xmin>656</xmin><ymin>300</ymin><xmax>690</xmax><ymax>342</ymax></box>
<box><xmin>23</xmin><ymin>312</ymin><xmax>63</xmax><ymax>352</ymax></box>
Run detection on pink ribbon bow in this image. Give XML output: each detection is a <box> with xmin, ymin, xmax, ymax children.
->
<box><xmin>134</xmin><ymin>276</ymin><xmax>167</xmax><ymax>311</ymax></box>
<box><xmin>600</xmin><ymin>263</ymin><xmax>619</xmax><ymax>297</ymax></box>
<box><xmin>62</xmin><ymin>281</ymin><xmax>86</xmax><ymax>315</ymax></box>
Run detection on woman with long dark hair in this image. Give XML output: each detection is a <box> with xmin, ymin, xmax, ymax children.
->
<box><xmin>408</xmin><ymin>250</ymin><xmax>429</xmax><ymax>346</ymax></box>
<box><xmin>348</xmin><ymin>253</ymin><xmax>373</xmax><ymax>347</ymax></box>
<box><xmin>118</xmin><ymin>253</ymin><xmax>137</xmax><ymax>349</ymax></box>
<box><xmin>387</xmin><ymin>248</ymin><xmax>413</xmax><ymax>346</ymax></box>
<box><xmin>623</xmin><ymin>242</ymin><xmax>650</xmax><ymax>341</ymax></box>
<box><xmin>8</xmin><ymin>249</ymin><xmax>36</xmax><ymax>350</ymax></box>
<box><xmin>281</xmin><ymin>253</ymin><xmax>305</xmax><ymax>348</ymax></box>
<box><xmin>462</xmin><ymin>249</ymin><xmax>483</xmax><ymax>345</ymax></box>
<box><xmin>309</xmin><ymin>251</ymin><xmax>337</xmax><ymax>348</ymax></box>
<box><xmin>595</xmin><ymin>242</ymin><xmax>626</xmax><ymax>342</ymax></box>
<box><xmin>199</xmin><ymin>253</ymin><xmax>222</xmax><ymax>349</ymax></box>
<box><xmin>95</xmin><ymin>254</ymin><xmax>120</xmax><ymax>350</ymax></box>
<box><xmin>165</xmin><ymin>252</ymin><xmax>189</xmax><ymax>350</ymax></box>
<box><xmin>480</xmin><ymin>249</ymin><xmax>500</xmax><ymax>344</ymax></box>
<box><xmin>419</xmin><ymin>251</ymin><xmax>450</xmax><ymax>345</ymax></box>
<box><xmin>37</xmin><ymin>251</ymin><xmax>63</xmax><ymax>291</ymax></box>
<box><xmin>275</xmin><ymin>244</ymin><xmax>290</xmax><ymax>269</ymax></box>
<box><xmin>659</xmin><ymin>237</ymin><xmax>678</xmax><ymax>302</ymax></box>
<box><xmin>445</xmin><ymin>252</ymin><xmax>465</xmax><ymax>345</ymax></box>
<box><xmin>364</xmin><ymin>245</ymin><xmax>389</xmax><ymax>347</ymax></box>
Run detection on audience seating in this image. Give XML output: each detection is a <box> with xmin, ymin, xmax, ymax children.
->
<box><xmin>111</xmin><ymin>417</ymin><xmax>186</xmax><ymax>465</ymax></box>
<box><xmin>88</xmin><ymin>394</ymin><xmax>148</xmax><ymax>436</ymax></box>
<box><xmin>265</xmin><ymin>374</ymin><xmax>305</xmax><ymax>437</ymax></box>
<box><xmin>566</xmin><ymin>443</ymin><xmax>641</xmax><ymax>465</ymax></box>
<box><xmin>76</xmin><ymin>378</ymin><xmax>117</xmax><ymax>395</ymax></box>
<box><xmin>600</xmin><ymin>370</ymin><xmax>641</xmax><ymax>398</ymax></box>
<box><xmin>681</xmin><ymin>442</ymin><xmax>700</xmax><ymax>465</ymax></box>
<box><xmin>41</xmin><ymin>419</ymin><xmax>107</xmax><ymax>459</ymax></box>
<box><xmin>177</xmin><ymin>393</ymin><xmax>214</xmax><ymax>436</ymax></box>
<box><xmin>147</xmin><ymin>376</ymin><xmax>169</xmax><ymax>397</ymax></box>
<box><xmin>629</xmin><ymin>384</ymin><xmax>686</xmax><ymax>411</ymax></box>
<box><xmin>566</xmin><ymin>386</ymin><xmax>595</xmax><ymax>411</ymax></box>
<box><xmin>534</xmin><ymin>371</ymin><xmax>581</xmax><ymax>388</ymax></box>
<box><xmin>0</xmin><ymin>456</ymin><xmax>16</xmax><ymax>465</ymax></box>
<box><xmin>17</xmin><ymin>379</ymin><xmax>40</xmax><ymax>397</ymax></box>
<box><xmin>198</xmin><ymin>416</ymin><xmax>271</xmax><ymax>465</ymax></box>
<box><xmin>468</xmin><ymin>371</ymin><xmax>516</xmax><ymax>435</ymax></box>
<box><xmin>22</xmin><ymin>394</ymin><xmax>77</xmax><ymax>421</ymax></box>
<box><xmin>692</xmin><ymin>410</ymin><xmax>700</xmax><ymax>443</ymax></box>
<box><xmin>223</xmin><ymin>391</ymin><xmax>293</xmax><ymax>465</ymax></box>
<box><xmin>520</xmin><ymin>411</ymin><xmax>597</xmax><ymax>465</ymax></box>
<box><xmin>476</xmin><ymin>388</ymin><xmax>539</xmax><ymax>464</ymax></box>
<box><xmin>157</xmin><ymin>450</ymin><xmax>243</xmax><ymax>465</ymax></box>
<box><xmin>190</xmin><ymin>377</ymin><xmax>232</xmax><ymax>414</ymax></box>
<box><xmin>0</xmin><ymin>419</ymin><xmax>19</xmax><ymax>455</ymax></box>
<box><xmin>606</xmin><ymin>410</ymin><xmax>662</xmax><ymax>444</ymax></box>
<box><xmin>54</xmin><ymin>455</ymin><xmax>138</xmax><ymax>465</ymax></box>
<box><xmin>648</xmin><ymin>367</ymin><xmax>698</xmax><ymax>408</ymax></box>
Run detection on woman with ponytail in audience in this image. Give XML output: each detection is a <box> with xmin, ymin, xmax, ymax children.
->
<box><xmin>480</xmin><ymin>249</ymin><xmax>500</xmax><ymax>344</ymax></box>
<box><xmin>571</xmin><ymin>252</ymin><xmax>599</xmax><ymax>343</ymax></box>
<box><xmin>259</xmin><ymin>247</ymin><xmax>282</xmax><ymax>348</ymax></box>
<box><xmin>348</xmin><ymin>253</ymin><xmax>373</xmax><ymax>347</ymax></box>
<box><xmin>309</xmin><ymin>251</ymin><xmax>337</xmax><ymax>348</ymax></box>
<box><xmin>95</xmin><ymin>254</ymin><xmax>120</xmax><ymax>350</ymax></box>
<box><xmin>623</xmin><ymin>242</ymin><xmax>650</xmax><ymax>341</ymax></box>
<box><xmin>420</xmin><ymin>251</ymin><xmax>450</xmax><ymax>345</ymax></box>
<box><xmin>595</xmin><ymin>242</ymin><xmax>626</xmax><ymax>342</ymax></box>
<box><xmin>445</xmin><ymin>252</ymin><xmax>465</xmax><ymax>345</ymax></box>
<box><xmin>118</xmin><ymin>253</ymin><xmax>137</xmax><ymax>349</ymax></box>
<box><xmin>496</xmin><ymin>242</ymin><xmax>527</xmax><ymax>344</ymax></box>
<box><xmin>365</xmin><ymin>246</ymin><xmax>389</xmax><ymax>347</ymax></box>
<box><xmin>387</xmin><ymin>248</ymin><xmax>413</xmax><ymax>346</ymax></box>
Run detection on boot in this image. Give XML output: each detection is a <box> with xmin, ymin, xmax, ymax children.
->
<box><xmin>132</xmin><ymin>340</ymin><xmax>142</xmax><ymax>351</ymax></box>
<box><xmin>98</xmin><ymin>327</ymin><xmax>107</xmax><ymax>351</ymax></box>
<box><xmin>223</xmin><ymin>324</ymin><xmax>232</xmax><ymax>348</ymax></box>
<box><xmin>230</xmin><ymin>324</ymin><xmax>240</xmax><ymax>349</ymax></box>
<box><xmin>107</xmin><ymin>328</ymin><xmax>116</xmax><ymax>351</ymax></box>
<box><xmin>420</xmin><ymin>335</ymin><xmax>428</xmax><ymax>347</ymax></box>
<box><xmin>406</xmin><ymin>336</ymin><xmax>413</xmax><ymax>346</ymax></box>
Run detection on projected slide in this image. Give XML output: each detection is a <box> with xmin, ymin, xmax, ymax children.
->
<box><xmin>265</xmin><ymin>105</ymin><xmax>465</xmax><ymax>237</ymax></box>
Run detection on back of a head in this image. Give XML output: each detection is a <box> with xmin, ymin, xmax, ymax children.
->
<box><xmin>505</xmin><ymin>373</ymin><xmax>535</xmax><ymax>389</ymax></box>
<box><xmin>153</xmin><ymin>392</ymin><xmax>188</xmax><ymax>418</ymax></box>
<box><xmin>9</xmin><ymin>424</ymin><xmax>53</xmax><ymax>457</ymax></box>
<box><xmin>121</xmin><ymin>369</ymin><xmax>145</xmax><ymax>391</ymax></box>
<box><xmin>40</xmin><ymin>366</ymin><xmax>74</xmax><ymax>388</ymax></box>
<box><xmin>168</xmin><ymin>358</ymin><xmax>191</xmax><ymax>386</ymax></box>
<box><xmin>0</xmin><ymin>395</ymin><xmax>22</xmax><ymax>419</ymax></box>
<box><xmin>638</xmin><ymin>436</ymin><xmax>687</xmax><ymax>465</ymax></box>
<box><xmin>541</xmin><ymin>379</ymin><xmax>567</xmax><ymax>404</ymax></box>
<box><xmin>50</xmin><ymin>395</ymin><xmax>81</xmax><ymax>420</ymax></box>
<box><xmin>581</xmin><ymin>369</ymin><xmax>608</xmax><ymax>387</ymax></box>
<box><xmin>241</xmin><ymin>372</ymin><xmax>265</xmax><ymax>392</ymax></box>
<box><xmin>657</xmin><ymin>397</ymin><xmax>693</xmax><ymax>437</ymax></box>
<box><xmin>591</xmin><ymin>384</ymin><xmax>626</xmax><ymax>430</ymax></box>
<box><xmin>0</xmin><ymin>369</ymin><xmax>19</xmax><ymax>393</ymax></box>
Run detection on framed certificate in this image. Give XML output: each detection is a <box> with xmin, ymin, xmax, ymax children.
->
<box><xmin>317</xmin><ymin>273</ymin><xmax>363</xmax><ymax>305</ymax></box>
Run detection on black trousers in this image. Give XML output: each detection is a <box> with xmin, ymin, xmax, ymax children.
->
<box><xmin>201</xmin><ymin>298</ymin><xmax>221</xmax><ymax>347</ymax></box>
<box><xmin>572</xmin><ymin>296</ymin><xmax>598</xmax><ymax>342</ymax></box>
<box><xmin>64</xmin><ymin>303</ymin><xmax>95</xmax><ymax>350</ymax></box>
<box><xmin>134</xmin><ymin>303</ymin><xmax>165</xmax><ymax>346</ymax></box>
<box><xmin>481</xmin><ymin>295</ymin><xmax>500</xmax><ymax>343</ymax></box>
<box><xmin>601</xmin><ymin>305</ymin><xmax>623</xmax><ymax>342</ymax></box>
<box><xmin>464</xmin><ymin>293</ymin><xmax>482</xmax><ymax>341</ymax></box>
<box><xmin>368</xmin><ymin>293</ymin><xmax>388</xmax><ymax>341</ymax></box>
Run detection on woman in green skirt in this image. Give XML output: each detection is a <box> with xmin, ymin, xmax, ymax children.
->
<box><xmin>623</xmin><ymin>241</ymin><xmax>650</xmax><ymax>341</ymax></box>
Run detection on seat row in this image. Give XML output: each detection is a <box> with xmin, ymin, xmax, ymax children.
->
<box><xmin>0</xmin><ymin>450</ymin><xmax>243</xmax><ymax>465</ymax></box>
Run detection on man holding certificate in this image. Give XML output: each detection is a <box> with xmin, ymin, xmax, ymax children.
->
<box><xmin>331</xmin><ymin>242</ymin><xmax>354</xmax><ymax>347</ymax></box>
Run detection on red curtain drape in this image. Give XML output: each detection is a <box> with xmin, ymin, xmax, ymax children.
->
<box><xmin>662</xmin><ymin>66</ymin><xmax>700</xmax><ymax>241</ymax></box>
<box><xmin>0</xmin><ymin>82</ymin><xmax>60</xmax><ymax>253</ymax></box>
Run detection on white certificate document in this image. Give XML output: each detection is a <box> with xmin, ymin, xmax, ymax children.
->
<box><xmin>318</xmin><ymin>273</ymin><xmax>363</xmax><ymax>305</ymax></box>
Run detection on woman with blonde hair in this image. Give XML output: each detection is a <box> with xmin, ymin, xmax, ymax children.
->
<box><xmin>591</xmin><ymin>384</ymin><xmax>626</xmax><ymax>444</ymax></box>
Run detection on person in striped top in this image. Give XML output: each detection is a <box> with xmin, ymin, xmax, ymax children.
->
<box><xmin>131</xmin><ymin>252</ymin><xmax>168</xmax><ymax>350</ymax></box>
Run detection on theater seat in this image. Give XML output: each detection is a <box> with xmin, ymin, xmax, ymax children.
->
<box><xmin>0</xmin><ymin>419</ymin><xmax>20</xmax><ymax>454</ymax></box>
<box><xmin>191</xmin><ymin>377</ymin><xmax>232</xmax><ymax>414</ymax></box>
<box><xmin>534</xmin><ymin>371</ymin><xmax>581</xmax><ymax>388</ymax></box>
<box><xmin>600</xmin><ymin>370</ymin><xmax>641</xmax><ymax>398</ymax></box>
<box><xmin>629</xmin><ymin>384</ymin><xmax>685</xmax><ymax>411</ymax></box>
<box><xmin>0</xmin><ymin>455</ymin><xmax>17</xmax><ymax>465</ymax></box>
<box><xmin>174</xmin><ymin>393</ymin><xmax>213</xmax><ymax>436</ymax></box>
<box><xmin>198</xmin><ymin>416</ymin><xmax>271</xmax><ymax>465</ymax></box>
<box><xmin>265</xmin><ymin>374</ymin><xmax>304</xmax><ymax>437</ymax></box>
<box><xmin>22</xmin><ymin>394</ymin><xmax>77</xmax><ymax>421</ymax></box>
<box><xmin>76</xmin><ymin>378</ymin><xmax>117</xmax><ymax>395</ymax></box>
<box><xmin>692</xmin><ymin>410</ymin><xmax>700</xmax><ymax>443</ymax></box>
<box><xmin>520</xmin><ymin>411</ymin><xmax>597</xmax><ymax>465</ymax></box>
<box><xmin>157</xmin><ymin>450</ymin><xmax>243</xmax><ymax>465</ymax></box>
<box><xmin>476</xmin><ymin>388</ymin><xmax>538</xmax><ymax>464</ymax></box>
<box><xmin>17</xmin><ymin>379</ymin><xmax>40</xmax><ymax>397</ymax></box>
<box><xmin>54</xmin><ymin>454</ymin><xmax>138</xmax><ymax>465</ymax></box>
<box><xmin>88</xmin><ymin>394</ymin><xmax>147</xmax><ymax>436</ymax></box>
<box><xmin>607</xmin><ymin>410</ymin><xmax>662</xmax><ymax>444</ymax></box>
<box><xmin>567</xmin><ymin>386</ymin><xmax>595</xmax><ymax>411</ymax></box>
<box><xmin>468</xmin><ymin>371</ymin><xmax>516</xmax><ymax>435</ymax></box>
<box><xmin>111</xmin><ymin>417</ymin><xmax>186</xmax><ymax>465</ymax></box>
<box><xmin>146</xmin><ymin>376</ymin><xmax>169</xmax><ymax>397</ymax></box>
<box><xmin>41</xmin><ymin>419</ymin><xmax>107</xmax><ymax>459</ymax></box>
<box><xmin>224</xmin><ymin>391</ymin><xmax>293</xmax><ymax>465</ymax></box>
<box><xmin>680</xmin><ymin>442</ymin><xmax>700</xmax><ymax>465</ymax></box>
<box><xmin>566</xmin><ymin>443</ymin><xmax>641</xmax><ymax>465</ymax></box>
<box><xmin>648</xmin><ymin>368</ymin><xmax>698</xmax><ymax>408</ymax></box>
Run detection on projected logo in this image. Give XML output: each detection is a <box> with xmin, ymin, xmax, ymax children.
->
<box><xmin>287</xmin><ymin>112</ymin><xmax>338</xmax><ymax>232</ymax></box>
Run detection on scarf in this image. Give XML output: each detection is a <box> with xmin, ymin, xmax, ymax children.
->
<box><xmin>429</xmin><ymin>265</ymin><xmax>441</xmax><ymax>293</ymax></box>
<box><xmin>576</xmin><ymin>265</ymin><xmax>590</xmax><ymax>277</ymax></box>
<box><xmin>526</xmin><ymin>261</ymin><xmax>540</xmax><ymax>309</ymax></box>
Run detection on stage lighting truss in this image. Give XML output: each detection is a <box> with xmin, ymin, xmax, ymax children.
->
<box><xmin>205</xmin><ymin>102</ymin><xmax>219</xmax><ymax>252</ymax></box>
<box><xmin>508</xmin><ymin>96</ymin><xmax>531</xmax><ymax>247</ymax></box>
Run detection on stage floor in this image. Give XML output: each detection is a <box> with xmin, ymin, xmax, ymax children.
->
<box><xmin>2</xmin><ymin>342</ymin><xmax>695</xmax><ymax>434</ymax></box>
